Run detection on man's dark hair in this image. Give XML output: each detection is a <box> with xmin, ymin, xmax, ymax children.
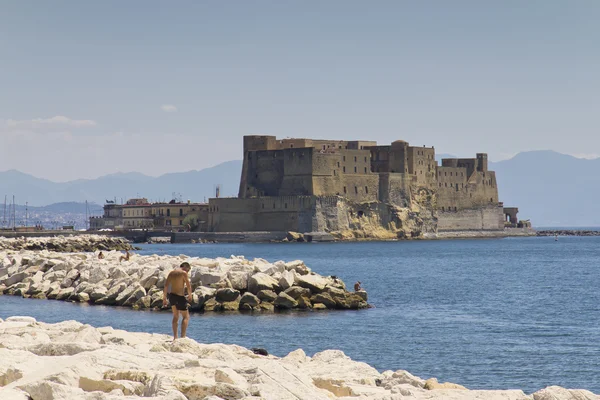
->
<box><xmin>180</xmin><ymin>262</ymin><xmax>191</xmax><ymax>270</ymax></box>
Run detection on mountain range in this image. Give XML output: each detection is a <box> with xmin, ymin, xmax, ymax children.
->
<box><xmin>0</xmin><ymin>152</ymin><xmax>597</xmax><ymax>227</ymax></box>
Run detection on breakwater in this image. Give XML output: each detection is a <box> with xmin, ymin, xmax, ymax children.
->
<box><xmin>0</xmin><ymin>250</ymin><xmax>368</xmax><ymax>312</ymax></box>
<box><xmin>537</xmin><ymin>230</ymin><xmax>600</xmax><ymax>236</ymax></box>
<box><xmin>0</xmin><ymin>235</ymin><xmax>132</xmax><ymax>252</ymax></box>
<box><xmin>0</xmin><ymin>316</ymin><xmax>594</xmax><ymax>400</ymax></box>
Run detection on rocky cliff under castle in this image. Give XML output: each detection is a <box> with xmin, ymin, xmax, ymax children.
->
<box><xmin>207</xmin><ymin>136</ymin><xmax>529</xmax><ymax>239</ymax></box>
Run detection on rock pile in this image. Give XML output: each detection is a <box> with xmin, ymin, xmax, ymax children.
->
<box><xmin>0</xmin><ymin>235</ymin><xmax>132</xmax><ymax>252</ymax></box>
<box><xmin>0</xmin><ymin>317</ymin><xmax>595</xmax><ymax>400</ymax></box>
<box><xmin>0</xmin><ymin>250</ymin><xmax>368</xmax><ymax>312</ymax></box>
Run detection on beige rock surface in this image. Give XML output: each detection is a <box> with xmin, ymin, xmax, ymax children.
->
<box><xmin>0</xmin><ymin>317</ymin><xmax>595</xmax><ymax>400</ymax></box>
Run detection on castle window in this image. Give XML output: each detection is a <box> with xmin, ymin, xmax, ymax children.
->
<box><xmin>354</xmin><ymin>166</ymin><xmax>357</xmax><ymax>173</ymax></box>
<box><xmin>179</xmin><ymin>209</ymin><xmax>183</xmax><ymax>216</ymax></box>
<box><xmin>445</xmin><ymin>172</ymin><xmax>447</xmax><ymax>176</ymax></box>
<box><xmin>273</xmin><ymin>203</ymin><xmax>276</xmax><ymax>208</ymax></box>
<box><xmin>354</xmin><ymin>156</ymin><xmax>357</xmax><ymax>162</ymax></box>
<box><xmin>334</xmin><ymin>170</ymin><xmax>336</xmax><ymax>176</ymax></box>
<box><xmin>343</xmin><ymin>156</ymin><xmax>346</xmax><ymax>161</ymax></box>
<box><xmin>364</xmin><ymin>167</ymin><xmax>367</xmax><ymax>173</ymax></box>
<box><xmin>490</xmin><ymin>198</ymin><xmax>493</xmax><ymax>202</ymax></box>
<box><xmin>441</xmin><ymin>207</ymin><xmax>445</xmax><ymax>211</ymax></box>
<box><xmin>343</xmin><ymin>186</ymin><xmax>347</xmax><ymax>194</ymax></box>
<box><xmin>364</xmin><ymin>156</ymin><xmax>367</xmax><ymax>162</ymax></box>
<box><xmin>365</xmin><ymin>186</ymin><xmax>369</xmax><ymax>194</ymax></box>
<box><xmin>323</xmin><ymin>145</ymin><xmax>326</xmax><ymax>150</ymax></box>
<box><xmin>439</xmin><ymin>183</ymin><xmax>442</xmax><ymax>187</ymax></box>
<box><xmin>343</xmin><ymin>166</ymin><xmax>346</xmax><ymax>173</ymax></box>
<box><xmin>339</xmin><ymin>146</ymin><xmax>342</xmax><ymax>149</ymax></box>
<box><xmin>337</xmin><ymin>162</ymin><xmax>340</xmax><ymax>167</ymax></box>
<box><xmin>167</xmin><ymin>209</ymin><xmax>170</xmax><ymax>216</ymax></box>
<box><xmin>445</xmin><ymin>183</ymin><xmax>447</xmax><ymax>187</ymax></box>
<box><xmin>285</xmin><ymin>203</ymin><xmax>288</xmax><ymax>208</ymax></box>
<box><xmin>456</xmin><ymin>186</ymin><xmax>459</xmax><ymax>192</ymax></box>
<box><xmin>262</xmin><ymin>203</ymin><xmax>265</xmax><ymax>209</ymax></box>
<box><xmin>355</xmin><ymin>186</ymin><xmax>358</xmax><ymax>194</ymax></box>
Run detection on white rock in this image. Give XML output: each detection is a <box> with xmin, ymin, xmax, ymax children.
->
<box><xmin>6</xmin><ymin>316</ymin><xmax>37</xmax><ymax>324</ymax></box>
<box><xmin>278</xmin><ymin>270</ymin><xmax>296</xmax><ymax>291</ymax></box>
<box><xmin>214</xmin><ymin>367</ymin><xmax>248</xmax><ymax>388</ymax></box>
<box><xmin>247</xmin><ymin>273</ymin><xmax>279</xmax><ymax>294</ymax></box>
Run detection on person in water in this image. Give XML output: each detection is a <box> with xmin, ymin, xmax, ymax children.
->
<box><xmin>163</xmin><ymin>262</ymin><xmax>193</xmax><ymax>340</ymax></box>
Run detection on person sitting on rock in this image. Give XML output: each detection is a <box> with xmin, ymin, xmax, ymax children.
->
<box><xmin>119</xmin><ymin>250</ymin><xmax>130</xmax><ymax>263</ymax></box>
<box><xmin>354</xmin><ymin>281</ymin><xmax>362</xmax><ymax>292</ymax></box>
<box><xmin>163</xmin><ymin>262</ymin><xmax>193</xmax><ymax>340</ymax></box>
<box><xmin>98</xmin><ymin>251</ymin><xmax>105</xmax><ymax>260</ymax></box>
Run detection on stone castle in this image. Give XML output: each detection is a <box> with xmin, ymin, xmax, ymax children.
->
<box><xmin>207</xmin><ymin>136</ymin><xmax>527</xmax><ymax>238</ymax></box>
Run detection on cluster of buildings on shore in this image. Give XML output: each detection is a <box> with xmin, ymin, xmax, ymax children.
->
<box><xmin>90</xmin><ymin>135</ymin><xmax>529</xmax><ymax>235</ymax></box>
<box><xmin>89</xmin><ymin>198</ymin><xmax>208</xmax><ymax>232</ymax></box>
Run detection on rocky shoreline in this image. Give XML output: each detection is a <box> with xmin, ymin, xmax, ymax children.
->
<box><xmin>0</xmin><ymin>316</ymin><xmax>595</xmax><ymax>400</ymax></box>
<box><xmin>0</xmin><ymin>235</ymin><xmax>132</xmax><ymax>252</ymax></box>
<box><xmin>536</xmin><ymin>230</ymin><xmax>600</xmax><ymax>237</ymax></box>
<box><xmin>0</xmin><ymin>250</ymin><xmax>368</xmax><ymax>312</ymax></box>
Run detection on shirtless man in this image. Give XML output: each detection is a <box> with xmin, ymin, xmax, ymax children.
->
<box><xmin>162</xmin><ymin>262</ymin><xmax>193</xmax><ymax>340</ymax></box>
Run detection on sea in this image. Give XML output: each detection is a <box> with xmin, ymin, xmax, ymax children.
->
<box><xmin>1</xmin><ymin>236</ymin><xmax>599</xmax><ymax>394</ymax></box>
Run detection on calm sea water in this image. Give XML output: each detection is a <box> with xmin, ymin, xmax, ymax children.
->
<box><xmin>1</xmin><ymin>237</ymin><xmax>599</xmax><ymax>393</ymax></box>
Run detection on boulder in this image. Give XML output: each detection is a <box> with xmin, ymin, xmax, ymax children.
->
<box><xmin>239</xmin><ymin>292</ymin><xmax>260</xmax><ymax>307</ymax></box>
<box><xmin>248</xmin><ymin>273</ymin><xmax>279</xmax><ymax>294</ymax></box>
<box><xmin>257</xmin><ymin>290</ymin><xmax>278</xmax><ymax>302</ymax></box>
<box><xmin>215</xmin><ymin>288</ymin><xmax>240</xmax><ymax>303</ymax></box>
<box><xmin>355</xmin><ymin>290</ymin><xmax>368</xmax><ymax>301</ymax></box>
<box><xmin>284</xmin><ymin>286</ymin><xmax>311</xmax><ymax>300</ymax></box>
<box><xmin>227</xmin><ymin>271</ymin><xmax>249</xmax><ymax>291</ymax></box>
<box><xmin>4</xmin><ymin>272</ymin><xmax>28</xmax><ymax>287</ymax></box>
<box><xmin>278</xmin><ymin>270</ymin><xmax>296</xmax><ymax>291</ymax></box>
<box><xmin>191</xmin><ymin>287</ymin><xmax>216</xmax><ymax>310</ymax></box>
<box><xmin>221</xmin><ymin>300</ymin><xmax>241</xmax><ymax>311</ymax></box>
<box><xmin>295</xmin><ymin>274</ymin><xmax>327</xmax><ymax>293</ymax></box>
<box><xmin>285</xmin><ymin>260</ymin><xmax>311</xmax><ymax>275</ymax></box>
<box><xmin>424</xmin><ymin>377</ymin><xmax>468</xmax><ymax>390</ymax></box>
<box><xmin>203</xmin><ymin>298</ymin><xmax>223</xmax><ymax>312</ymax></box>
<box><xmin>89</xmin><ymin>286</ymin><xmax>108</xmax><ymax>302</ymax></box>
<box><xmin>296</xmin><ymin>296</ymin><xmax>312</xmax><ymax>309</ymax></box>
<box><xmin>310</xmin><ymin>293</ymin><xmax>337</xmax><ymax>309</ymax></box>
<box><xmin>274</xmin><ymin>292</ymin><xmax>298</xmax><ymax>309</ymax></box>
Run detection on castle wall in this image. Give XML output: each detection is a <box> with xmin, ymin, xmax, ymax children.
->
<box><xmin>378</xmin><ymin>173</ymin><xmax>412</xmax><ymax>207</ymax></box>
<box><xmin>208</xmin><ymin>196</ymin><xmax>316</xmax><ymax>232</ymax></box>
<box><xmin>437</xmin><ymin>205</ymin><xmax>504</xmax><ymax>231</ymax></box>
<box><xmin>407</xmin><ymin>146</ymin><xmax>436</xmax><ymax>187</ymax></box>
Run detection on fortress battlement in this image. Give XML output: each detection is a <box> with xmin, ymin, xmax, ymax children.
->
<box><xmin>207</xmin><ymin>135</ymin><xmax>521</xmax><ymax>236</ymax></box>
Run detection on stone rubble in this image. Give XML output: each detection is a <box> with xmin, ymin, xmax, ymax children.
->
<box><xmin>0</xmin><ymin>317</ymin><xmax>596</xmax><ymax>400</ymax></box>
<box><xmin>0</xmin><ymin>250</ymin><xmax>369</xmax><ymax>312</ymax></box>
<box><xmin>0</xmin><ymin>235</ymin><xmax>132</xmax><ymax>252</ymax></box>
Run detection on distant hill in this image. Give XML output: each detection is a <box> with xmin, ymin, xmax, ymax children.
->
<box><xmin>0</xmin><ymin>160</ymin><xmax>242</xmax><ymax>207</ymax></box>
<box><xmin>489</xmin><ymin>151</ymin><xmax>600</xmax><ymax>227</ymax></box>
<box><xmin>2</xmin><ymin>152</ymin><xmax>600</xmax><ymax>226</ymax></box>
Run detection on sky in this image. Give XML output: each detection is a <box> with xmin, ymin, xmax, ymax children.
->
<box><xmin>1</xmin><ymin>1</ymin><xmax>599</xmax><ymax>182</ymax></box>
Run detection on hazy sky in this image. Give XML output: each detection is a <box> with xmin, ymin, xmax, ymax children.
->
<box><xmin>1</xmin><ymin>1</ymin><xmax>599</xmax><ymax>181</ymax></box>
